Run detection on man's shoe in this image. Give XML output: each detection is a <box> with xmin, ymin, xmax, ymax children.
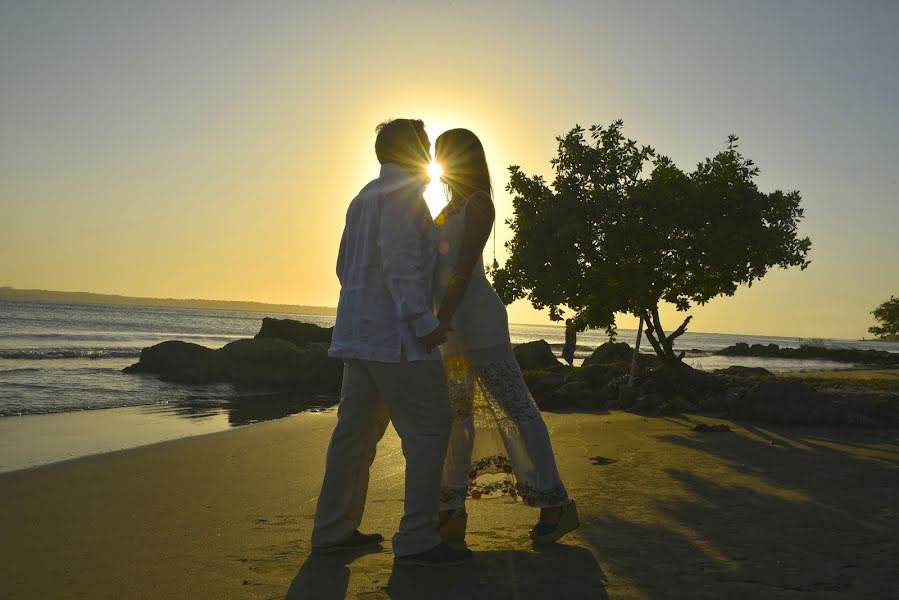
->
<box><xmin>436</xmin><ymin>508</ymin><xmax>468</xmax><ymax>542</ymax></box>
<box><xmin>312</xmin><ymin>530</ymin><xmax>384</xmax><ymax>554</ymax></box>
<box><xmin>394</xmin><ymin>542</ymin><xmax>473</xmax><ymax>567</ymax></box>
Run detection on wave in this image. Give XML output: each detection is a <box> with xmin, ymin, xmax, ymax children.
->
<box><xmin>0</xmin><ymin>347</ymin><xmax>142</xmax><ymax>360</ymax></box>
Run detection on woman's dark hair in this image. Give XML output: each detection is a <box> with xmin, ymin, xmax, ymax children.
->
<box><xmin>435</xmin><ymin>128</ymin><xmax>492</xmax><ymax>201</ymax></box>
<box><xmin>374</xmin><ymin>118</ymin><xmax>429</xmax><ymax>167</ymax></box>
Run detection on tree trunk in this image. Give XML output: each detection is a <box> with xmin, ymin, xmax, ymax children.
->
<box><xmin>641</xmin><ymin>307</ymin><xmax>692</xmax><ymax>363</ymax></box>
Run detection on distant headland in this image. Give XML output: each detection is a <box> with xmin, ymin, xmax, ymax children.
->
<box><xmin>0</xmin><ymin>286</ymin><xmax>336</xmax><ymax>316</ymax></box>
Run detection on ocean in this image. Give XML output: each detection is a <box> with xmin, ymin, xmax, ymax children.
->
<box><xmin>2</xmin><ymin>298</ymin><xmax>898</xmax><ymax>472</ymax></box>
<box><xmin>3</xmin><ymin>298</ymin><xmax>898</xmax><ymax>419</ymax></box>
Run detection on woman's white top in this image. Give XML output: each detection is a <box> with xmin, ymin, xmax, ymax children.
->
<box><xmin>433</xmin><ymin>192</ymin><xmax>514</xmax><ymax>365</ymax></box>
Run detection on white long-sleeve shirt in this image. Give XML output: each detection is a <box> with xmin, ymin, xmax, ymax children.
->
<box><xmin>328</xmin><ymin>163</ymin><xmax>441</xmax><ymax>363</ymax></box>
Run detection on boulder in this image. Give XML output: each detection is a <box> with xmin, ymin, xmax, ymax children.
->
<box><xmin>541</xmin><ymin>381</ymin><xmax>608</xmax><ymax>410</ymax></box>
<box><xmin>727</xmin><ymin>381</ymin><xmax>847</xmax><ymax>425</ymax></box>
<box><xmin>569</xmin><ymin>363</ymin><xmax>630</xmax><ymax>390</ymax></box>
<box><xmin>715</xmin><ymin>341</ymin><xmax>899</xmax><ymax>367</ymax></box>
<box><xmin>122</xmin><ymin>341</ymin><xmax>226</xmax><ymax>382</ymax></box>
<box><xmin>714</xmin><ymin>366</ymin><xmax>775</xmax><ymax>378</ymax></box>
<box><xmin>255</xmin><ymin>318</ymin><xmax>332</xmax><ymax>346</ymax></box>
<box><xmin>582</xmin><ymin>342</ymin><xmax>633</xmax><ymax>367</ymax></box>
<box><xmin>522</xmin><ymin>370</ymin><xmax>568</xmax><ymax>400</ymax></box>
<box><xmin>123</xmin><ymin>337</ymin><xmax>342</xmax><ymax>389</ymax></box>
<box><xmin>629</xmin><ymin>392</ymin><xmax>664</xmax><ymax>413</ymax></box>
<box><xmin>612</xmin><ymin>385</ymin><xmax>639</xmax><ymax>410</ymax></box>
<box><xmin>219</xmin><ymin>338</ymin><xmax>341</xmax><ymax>386</ymax></box>
<box><xmin>514</xmin><ymin>340</ymin><xmax>562</xmax><ymax>370</ymax></box>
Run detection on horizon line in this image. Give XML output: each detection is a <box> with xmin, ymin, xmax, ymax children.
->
<box><xmin>0</xmin><ymin>285</ymin><xmax>879</xmax><ymax>343</ymax></box>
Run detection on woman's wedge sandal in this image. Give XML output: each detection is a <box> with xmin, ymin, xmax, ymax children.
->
<box><xmin>436</xmin><ymin>509</ymin><xmax>468</xmax><ymax>542</ymax></box>
<box><xmin>530</xmin><ymin>499</ymin><xmax>579</xmax><ymax>544</ymax></box>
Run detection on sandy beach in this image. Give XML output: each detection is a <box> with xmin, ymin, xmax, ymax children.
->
<box><xmin>2</xmin><ymin>409</ymin><xmax>897</xmax><ymax>599</ymax></box>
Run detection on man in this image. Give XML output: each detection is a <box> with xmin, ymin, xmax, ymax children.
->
<box><xmin>311</xmin><ymin>119</ymin><xmax>472</xmax><ymax>566</ymax></box>
<box><xmin>562</xmin><ymin>319</ymin><xmax>576</xmax><ymax>367</ymax></box>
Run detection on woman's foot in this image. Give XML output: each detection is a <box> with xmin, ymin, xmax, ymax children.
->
<box><xmin>436</xmin><ymin>508</ymin><xmax>468</xmax><ymax>542</ymax></box>
<box><xmin>538</xmin><ymin>505</ymin><xmax>564</xmax><ymax>525</ymax></box>
<box><xmin>530</xmin><ymin>499</ymin><xmax>579</xmax><ymax>544</ymax></box>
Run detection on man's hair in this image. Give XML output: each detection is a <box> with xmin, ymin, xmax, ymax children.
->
<box><xmin>374</xmin><ymin>119</ymin><xmax>427</xmax><ymax>166</ymax></box>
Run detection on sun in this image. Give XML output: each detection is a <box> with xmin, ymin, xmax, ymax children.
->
<box><xmin>427</xmin><ymin>161</ymin><xmax>443</xmax><ymax>182</ymax></box>
<box><xmin>423</xmin><ymin>161</ymin><xmax>448</xmax><ymax>217</ymax></box>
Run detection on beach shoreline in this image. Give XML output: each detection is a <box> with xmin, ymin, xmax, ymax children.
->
<box><xmin>3</xmin><ymin>366</ymin><xmax>897</xmax><ymax>475</ymax></box>
<box><xmin>2</xmin><ymin>409</ymin><xmax>897</xmax><ymax>599</ymax></box>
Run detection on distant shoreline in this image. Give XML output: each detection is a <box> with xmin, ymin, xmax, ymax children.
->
<box><xmin>0</xmin><ymin>286</ymin><xmax>336</xmax><ymax>316</ymax></box>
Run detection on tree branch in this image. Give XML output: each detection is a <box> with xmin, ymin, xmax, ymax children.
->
<box><xmin>668</xmin><ymin>315</ymin><xmax>693</xmax><ymax>343</ymax></box>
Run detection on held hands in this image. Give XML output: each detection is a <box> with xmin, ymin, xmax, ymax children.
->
<box><xmin>418</xmin><ymin>321</ymin><xmax>453</xmax><ymax>352</ymax></box>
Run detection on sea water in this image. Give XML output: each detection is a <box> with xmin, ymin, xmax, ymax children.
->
<box><xmin>2</xmin><ymin>299</ymin><xmax>898</xmax><ymax>418</ymax></box>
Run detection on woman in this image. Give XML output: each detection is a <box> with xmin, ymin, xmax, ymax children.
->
<box><xmin>432</xmin><ymin>128</ymin><xmax>578</xmax><ymax>543</ymax></box>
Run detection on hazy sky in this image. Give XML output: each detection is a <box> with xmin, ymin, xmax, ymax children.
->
<box><xmin>1</xmin><ymin>1</ymin><xmax>897</xmax><ymax>339</ymax></box>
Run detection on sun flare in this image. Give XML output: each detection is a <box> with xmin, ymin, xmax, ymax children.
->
<box><xmin>427</xmin><ymin>161</ymin><xmax>443</xmax><ymax>182</ymax></box>
<box><xmin>424</xmin><ymin>161</ymin><xmax>448</xmax><ymax>218</ymax></box>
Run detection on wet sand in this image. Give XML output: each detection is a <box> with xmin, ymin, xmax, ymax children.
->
<box><xmin>1</xmin><ymin>410</ymin><xmax>897</xmax><ymax>599</ymax></box>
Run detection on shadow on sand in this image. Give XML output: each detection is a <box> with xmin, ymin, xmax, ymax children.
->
<box><xmin>575</xmin><ymin>417</ymin><xmax>899</xmax><ymax>598</ymax></box>
<box><xmin>286</xmin><ymin>543</ymin><xmax>607</xmax><ymax>599</ymax></box>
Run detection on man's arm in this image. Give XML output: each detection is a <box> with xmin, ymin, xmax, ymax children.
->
<box><xmin>378</xmin><ymin>178</ymin><xmax>442</xmax><ymax>342</ymax></box>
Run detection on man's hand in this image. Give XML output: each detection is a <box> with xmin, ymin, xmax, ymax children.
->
<box><xmin>418</xmin><ymin>323</ymin><xmax>451</xmax><ymax>352</ymax></box>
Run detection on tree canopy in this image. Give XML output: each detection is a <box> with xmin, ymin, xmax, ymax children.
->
<box><xmin>493</xmin><ymin>120</ymin><xmax>812</xmax><ymax>360</ymax></box>
<box><xmin>868</xmin><ymin>296</ymin><xmax>899</xmax><ymax>339</ymax></box>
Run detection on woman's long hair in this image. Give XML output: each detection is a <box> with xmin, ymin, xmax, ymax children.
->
<box><xmin>435</xmin><ymin>128</ymin><xmax>493</xmax><ymax>204</ymax></box>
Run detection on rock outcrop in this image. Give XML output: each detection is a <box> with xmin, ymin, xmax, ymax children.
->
<box><xmin>124</xmin><ymin>321</ymin><xmax>341</xmax><ymax>389</ymax></box>
<box><xmin>716</xmin><ymin>342</ymin><xmax>899</xmax><ymax>367</ymax></box>
<box><xmin>726</xmin><ymin>380</ymin><xmax>899</xmax><ymax>427</ymax></box>
<box><xmin>513</xmin><ymin>340</ymin><xmax>562</xmax><ymax>371</ymax></box>
<box><xmin>255</xmin><ymin>317</ymin><xmax>333</xmax><ymax>346</ymax></box>
<box><xmin>582</xmin><ymin>342</ymin><xmax>634</xmax><ymax>367</ymax></box>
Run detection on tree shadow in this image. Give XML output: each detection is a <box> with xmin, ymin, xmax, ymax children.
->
<box><xmin>574</xmin><ymin>421</ymin><xmax>899</xmax><ymax>597</ymax></box>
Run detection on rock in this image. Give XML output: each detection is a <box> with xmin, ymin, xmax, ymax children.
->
<box><xmin>522</xmin><ymin>370</ymin><xmax>568</xmax><ymax>400</ymax></box>
<box><xmin>514</xmin><ymin>340</ymin><xmax>562</xmax><ymax>370</ymax></box>
<box><xmin>123</xmin><ymin>336</ymin><xmax>342</xmax><ymax>389</ymax></box>
<box><xmin>219</xmin><ymin>338</ymin><xmax>342</xmax><ymax>386</ymax></box>
<box><xmin>569</xmin><ymin>363</ymin><xmax>629</xmax><ymax>390</ymax></box>
<box><xmin>583</xmin><ymin>342</ymin><xmax>634</xmax><ymax>367</ymax></box>
<box><xmin>540</xmin><ymin>381</ymin><xmax>608</xmax><ymax>409</ymax></box>
<box><xmin>716</xmin><ymin>341</ymin><xmax>899</xmax><ymax>367</ymax></box>
<box><xmin>714</xmin><ymin>366</ymin><xmax>775</xmax><ymax>378</ymax></box>
<box><xmin>843</xmin><ymin>410</ymin><xmax>875</xmax><ymax>427</ymax></box>
<box><xmin>815</xmin><ymin>389</ymin><xmax>899</xmax><ymax>427</ymax></box>
<box><xmin>658</xmin><ymin>399</ymin><xmax>681</xmax><ymax>415</ymax></box>
<box><xmin>630</xmin><ymin>392</ymin><xmax>664</xmax><ymax>412</ymax></box>
<box><xmin>614</xmin><ymin>385</ymin><xmax>638</xmax><ymax>409</ymax></box>
<box><xmin>255</xmin><ymin>318</ymin><xmax>332</xmax><ymax>346</ymax></box>
<box><xmin>122</xmin><ymin>341</ymin><xmax>226</xmax><ymax>382</ymax></box>
<box><xmin>728</xmin><ymin>381</ymin><xmax>840</xmax><ymax>425</ymax></box>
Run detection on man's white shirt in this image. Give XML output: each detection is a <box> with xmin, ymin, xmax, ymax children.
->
<box><xmin>329</xmin><ymin>163</ymin><xmax>441</xmax><ymax>363</ymax></box>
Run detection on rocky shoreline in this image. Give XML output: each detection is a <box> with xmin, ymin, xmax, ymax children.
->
<box><xmin>716</xmin><ymin>341</ymin><xmax>899</xmax><ymax>367</ymax></box>
<box><xmin>124</xmin><ymin>319</ymin><xmax>899</xmax><ymax>428</ymax></box>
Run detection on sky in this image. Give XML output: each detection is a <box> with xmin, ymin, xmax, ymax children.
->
<box><xmin>1</xmin><ymin>1</ymin><xmax>897</xmax><ymax>340</ymax></box>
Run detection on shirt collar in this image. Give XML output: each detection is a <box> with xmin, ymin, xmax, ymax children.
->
<box><xmin>380</xmin><ymin>162</ymin><xmax>426</xmax><ymax>185</ymax></box>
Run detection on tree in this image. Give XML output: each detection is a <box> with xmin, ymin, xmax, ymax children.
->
<box><xmin>492</xmin><ymin>120</ymin><xmax>812</xmax><ymax>362</ymax></box>
<box><xmin>868</xmin><ymin>296</ymin><xmax>899</xmax><ymax>339</ymax></box>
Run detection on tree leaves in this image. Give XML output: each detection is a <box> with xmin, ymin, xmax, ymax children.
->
<box><xmin>494</xmin><ymin>121</ymin><xmax>813</xmax><ymax>358</ymax></box>
<box><xmin>869</xmin><ymin>296</ymin><xmax>899</xmax><ymax>338</ymax></box>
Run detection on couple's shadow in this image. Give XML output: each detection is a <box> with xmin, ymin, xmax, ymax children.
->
<box><xmin>285</xmin><ymin>542</ymin><xmax>607</xmax><ymax>599</ymax></box>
